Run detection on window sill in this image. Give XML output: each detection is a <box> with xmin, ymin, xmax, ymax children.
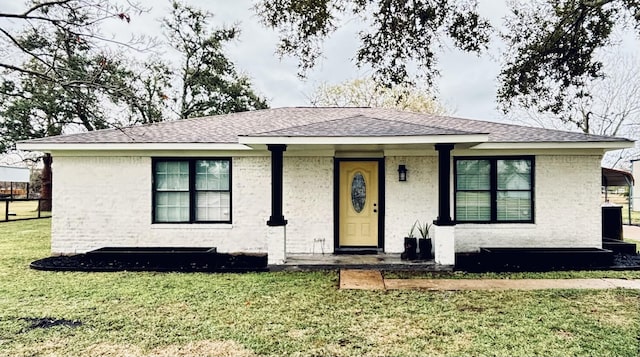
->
<box><xmin>151</xmin><ymin>223</ymin><xmax>233</xmax><ymax>230</ymax></box>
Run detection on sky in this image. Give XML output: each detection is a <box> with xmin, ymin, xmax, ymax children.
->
<box><xmin>107</xmin><ymin>0</ymin><xmax>512</xmax><ymax>122</ymax></box>
<box><xmin>0</xmin><ymin>0</ymin><xmax>638</xmax><ymax>124</ymax></box>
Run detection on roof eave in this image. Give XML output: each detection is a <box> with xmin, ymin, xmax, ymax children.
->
<box><xmin>15</xmin><ymin>142</ymin><xmax>253</xmax><ymax>152</ymax></box>
<box><xmin>238</xmin><ymin>134</ymin><xmax>490</xmax><ymax>145</ymax></box>
<box><xmin>470</xmin><ymin>141</ymin><xmax>634</xmax><ymax>150</ymax></box>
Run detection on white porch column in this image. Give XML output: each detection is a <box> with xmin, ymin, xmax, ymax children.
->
<box><xmin>266</xmin><ymin>144</ymin><xmax>287</xmax><ymax>265</ymax></box>
<box><xmin>433</xmin><ymin>224</ymin><xmax>455</xmax><ymax>265</ymax></box>
<box><xmin>433</xmin><ymin>143</ymin><xmax>456</xmax><ymax>266</ymax></box>
<box><xmin>267</xmin><ymin>225</ymin><xmax>286</xmax><ymax>265</ymax></box>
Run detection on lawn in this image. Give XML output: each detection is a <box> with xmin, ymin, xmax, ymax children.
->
<box><xmin>0</xmin><ymin>200</ymin><xmax>51</xmax><ymax>222</ymax></box>
<box><xmin>0</xmin><ymin>220</ymin><xmax>639</xmax><ymax>356</ymax></box>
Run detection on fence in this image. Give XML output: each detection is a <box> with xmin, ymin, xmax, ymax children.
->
<box><xmin>1</xmin><ymin>199</ymin><xmax>51</xmax><ymax>222</ymax></box>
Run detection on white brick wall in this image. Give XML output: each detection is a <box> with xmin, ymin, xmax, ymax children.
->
<box><xmin>455</xmin><ymin>155</ymin><xmax>603</xmax><ymax>251</ymax></box>
<box><xmin>51</xmin><ymin>156</ymin><xmax>271</xmax><ymax>254</ymax></box>
<box><xmin>283</xmin><ymin>156</ymin><xmax>334</xmax><ymax>254</ymax></box>
<box><xmin>384</xmin><ymin>156</ymin><xmax>438</xmax><ymax>253</ymax></box>
<box><xmin>50</xmin><ymin>152</ymin><xmax>603</xmax><ymax>257</ymax></box>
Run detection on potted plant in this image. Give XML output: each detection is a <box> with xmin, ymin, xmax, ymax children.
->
<box><xmin>417</xmin><ymin>220</ymin><xmax>433</xmax><ymax>260</ymax></box>
<box><xmin>401</xmin><ymin>221</ymin><xmax>418</xmax><ymax>260</ymax></box>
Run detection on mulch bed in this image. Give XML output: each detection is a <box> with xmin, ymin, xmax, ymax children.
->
<box><xmin>29</xmin><ymin>250</ymin><xmax>640</xmax><ymax>273</ymax></box>
<box><xmin>455</xmin><ymin>252</ymin><xmax>640</xmax><ymax>272</ymax></box>
<box><xmin>30</xmin><ymin>252</ymin><xmax>268</xmax><ymax>273</ymax></box>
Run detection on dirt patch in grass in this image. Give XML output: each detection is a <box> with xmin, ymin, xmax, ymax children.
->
<box><xmin>151</xmin><ymin>340</ymin><xmax>257</xmax><ymax>357</ymax></box>
<box><xmin>84</xmin><ymin>342</ymin><xmax>144</xmax><ymax>357</ymax></box>
<box><xmin>85</xmin><ymin>340</ymin><xmax>256</xmax><ymax>357</ymax></box>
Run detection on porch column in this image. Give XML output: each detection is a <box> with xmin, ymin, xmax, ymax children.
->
<box><xmin>433</xmin><ymin>143</ymin><xmax>455</xmax><ymax>266</ymax></box>
<box><xmin>434</xmin><ymin>143</ymin><xmax>454</xmax><ymax>226</ymax></box>
<box><xmin>267</xmin><ymin>144</ymin><xmax>287</xmax><ymax>226</ymax></box>
<box><xmin>266</xmin><ymin>144</ymin><xmax>287</xmax><ymax>265</ymax></box>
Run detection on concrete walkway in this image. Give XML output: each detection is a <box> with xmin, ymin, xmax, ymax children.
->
<box><xmin>623</xmin><ymin>224</ymin><xmax>640</xmax><ymax>240</ymax></box>
<box><xmin>339</xmin><ymin>269</ymin><xmax>640</xmax><ymax>291</ymax></box>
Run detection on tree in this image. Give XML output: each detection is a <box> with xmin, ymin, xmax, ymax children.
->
<box><xmin>163</xmin><ymin>1</ymin><xmax>268</xmax><ymax>119</ymax></box>
<box><xmin>498</xmin><ymin>0</ymin><xmax>640</xmax><ymax>118</ymax></box>
<box><xmin>0</xmin><ymin>27</ymin><xmax>166</xmax><ymax>151</ymax></box>
<box><xmin>0</xmin><ymin>0</ymin><xmax>150</xmax><ymax>90</ymax></box>
<box><xmin>1</xmin><ymin>1</ymin><xmax>269</xmax><ymax>208</ymax></box>
<box><xmin>0</xmin><ymin>25</ymin><xmax>166</xmax><ymax>209</ymax></box>
<box><xmin>0</xmin><ymin>1</ymin><xmax>163</xmax><ymax>210</ymax></box>
<box><xmin>506</xmin><ymin>51</ymin><xmax>640</xmax><ymax>169</ymax></box>
<box><xmin>256</xmin><ymin>0</ymin><xmax>640</xmax><ymax>116</ymax></box>
<box><xmin>255</xmin><ymin>0</ymin><xmax>491</xmax><ymax>87</ymax></box>
<box><xmin>309</xmin><ymin>77</ymin><xmax>448</xmax><ymax>115</ymax></box>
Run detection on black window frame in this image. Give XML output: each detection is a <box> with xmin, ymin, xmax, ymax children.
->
<box><xmin>152</xmin><ymin>157</ymin><xmax>232</xmax><ymax>224</ymax></box>
<box><xmin>454</xmin><ymin>156</ymin><xmax>535</xmax><ymax>224</ymax></box>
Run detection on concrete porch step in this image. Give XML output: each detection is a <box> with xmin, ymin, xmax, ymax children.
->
<box><xmin>269</xmin><ymin>253</ymin><xmax>450</xmax><ymax>272</ymax></box>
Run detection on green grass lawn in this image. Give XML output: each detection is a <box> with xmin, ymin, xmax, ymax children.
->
<box><xmin>1</xmin><ymin>220</ymin><xmax>639</xmax><ymax>356</ymax></box>
<box><xmin>0</xmin><ymin>200</ymin><xmax>51</xmax><ymax>222</ymax></box>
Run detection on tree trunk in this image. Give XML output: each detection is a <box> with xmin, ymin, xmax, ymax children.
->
<box><xmin>40</xmin><ymin>154</ymin><xmax>52</xmax><ymax>211</ymax></box>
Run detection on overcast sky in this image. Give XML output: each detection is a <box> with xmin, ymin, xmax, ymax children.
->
<box><xmin>108</xmin><ymin>0</ymin><xmax>512</xmax><ymax>121</ymax></box>
<box><xmin>1</xmin><ymin>1</ymin><xmax>639</xmax><ymax>124</ymax></box>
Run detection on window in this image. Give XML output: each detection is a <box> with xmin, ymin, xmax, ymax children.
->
<box><xmin>455</xmin><ymin>157</ymin><xmax>533</xmax><ymax>223</ymax></box>
<box><xmin>153</xmin><ymin>158</ymin><xmax>231</xmax><ymax>223</ymax></box>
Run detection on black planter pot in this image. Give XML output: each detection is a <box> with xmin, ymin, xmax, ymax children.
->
<box><xmin>401</xmin><ymin>237</ymin><xmax>417</xmax><ymax>260</ymax></box>
<box><xmin>418</xmin><ymin>238</ymin><xmax>433</xmax><ymax>260</ymax></box>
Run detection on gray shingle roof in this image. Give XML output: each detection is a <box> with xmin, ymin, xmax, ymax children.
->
<box><xmin>20</xmin><ymin>107</ymin><xmax>631</xmax><ymax>144</ymax></box>
<box><xmin>247</xmin><ymin>115</ymin><xmax>482</xmax><ymax>137</ymax></box>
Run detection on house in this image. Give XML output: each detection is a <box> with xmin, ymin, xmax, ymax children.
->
<box><xmin>17</xmin><ymin>107</ymin><xmax>633</xmax><ymax>266</ymax></box>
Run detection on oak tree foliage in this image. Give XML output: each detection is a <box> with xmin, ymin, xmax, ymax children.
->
<box><xmin>499</xmin><ymin>0</ymin><xmax>640</xmax><ymax>119</ymax></box>
<box><xmin>163</xmin><ymin>1</ymin><xmax>268</xmax><ymax>119</ymax></box>
<box><xmin>255</xmin><ymin>0</ymin><xmax>491</xmax><ymax>87</ymax></box>
<box><xmin>257</xmin><ymin>0</ymin><xmax>640</xmax><ymax>121</ymax></box>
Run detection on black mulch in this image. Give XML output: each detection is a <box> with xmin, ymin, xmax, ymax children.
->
<box><xmin>30</xmin><ymin>252</ymin><xmax>268</xmax><ymax>273</ymax></box>
<box><xmin>29</xmin><ymin>250</ymin><xmax>640</xmax><ymax>273</ymax></box>
<box><xmin>456</xmin><ymin>252</ymin><xmax>640</xmax><ymax>273</ymax></box>
<box><xmin>612</xmin><ymin>253</ymin><xmax>640</xmax><ymax>268</ymax></box>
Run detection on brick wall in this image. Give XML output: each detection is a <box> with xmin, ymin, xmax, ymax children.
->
<box><xmin>384</xmin><ymin>156</ymin><xmax>438</xmax><ymax>253</ymax></box>
<box><xmin>51</xmin><ymin>156</ymin><xmax>271</xmax><ymax>254</ymax></box>
<box><xmin>283</xmin><ymin>156</ymin><xmax>333</xmax><ymax>254</ymax></box>
<box><xmin>50</xmin><ymin>153</ymin><xmax>603</xmax><ymax>256</ymax></box>
<box><xmin>455</xmin><ymin>155</ymin><xmax>603</xmax><ymax>251</ymax></box>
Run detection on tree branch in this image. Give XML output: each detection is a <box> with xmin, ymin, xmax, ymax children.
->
<box><xmin>0</xmin><ymin>63</ymin><xmax>53</xmax><ymax>82</ymax></box>
<box><xmin>22</xmin><ymin>0</ymin><xmax>73</xmax><ymax>16</ymax></box>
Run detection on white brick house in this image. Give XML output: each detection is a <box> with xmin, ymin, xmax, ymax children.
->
<box><xmin>17</xmin><ymin>107</ymin><xmax>633</xmax><ymax>265</ymax></box>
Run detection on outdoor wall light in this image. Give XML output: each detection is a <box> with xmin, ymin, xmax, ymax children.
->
<box><xmin>398</xmin><ymin>164</ymin><xmax>407</xmax><ymax>182</ymax></box>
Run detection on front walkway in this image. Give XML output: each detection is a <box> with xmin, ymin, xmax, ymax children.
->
<box><xmin>339</xmin><ymin>269</ymin><xmax>640</xmax><ymax>291</ymax></box>
<box><xmin>623</xmin><ymin>224</ymin><xmax>640</xmax><ymax>240</ymax></box>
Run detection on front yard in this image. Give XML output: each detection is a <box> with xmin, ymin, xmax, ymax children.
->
<box><xmin>0</xmin><ymin>219</ymin><xmax>639</xmax><ymax>356</ymax></box>
<box><xmin>0</xmin><ymin>200</ymin><xmax>51</xmax><ymax>222</ymax></box>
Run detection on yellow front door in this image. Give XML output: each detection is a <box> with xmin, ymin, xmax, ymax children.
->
<box><xmin>339</xmin><ymin>161</ymin><xmax>379</xmax><ymax>247</ymax></box>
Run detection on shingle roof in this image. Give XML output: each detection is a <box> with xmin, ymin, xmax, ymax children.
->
<box><xmin>247</xmin><ymin>115</ymin><xmax>482</xmax><ymax>137</ymax></box>
<box><xmin>20</xmin><ymin>107</ymin><xmax>631</xmax><ymax>144</ymax></box>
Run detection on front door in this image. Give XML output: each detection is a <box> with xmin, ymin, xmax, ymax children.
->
<box><xmin>339</xmin><ymin>161</ymin><xmax>379</xmax><ymax>247</ymax></box>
